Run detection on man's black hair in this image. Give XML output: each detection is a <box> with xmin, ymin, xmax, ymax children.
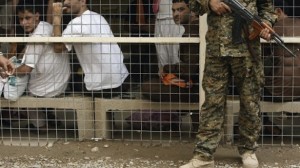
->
<box><xmin>172</xmin><ymin>0</ymin><xmax>189</xmax><ymax>4</ymax></box>
<box><xmin>85</xmin><ymin>0</ymin><xmax>91</xmax><ymax>10</ymax></box>
<box><xmin>16</xmin><ymin>0</ymin><xmax>43</xmax><ymax>15</ymax></box>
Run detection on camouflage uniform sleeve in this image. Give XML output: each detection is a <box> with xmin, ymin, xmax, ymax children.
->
<box><xmin>189</xmin><ymin>0</ymin><xmax>211</xmax><ymax>16</ymax></box>
<box><xmin>257</xmin><ymin>0</ymin><xmax>277</xmax><ymax>26</ymax></box>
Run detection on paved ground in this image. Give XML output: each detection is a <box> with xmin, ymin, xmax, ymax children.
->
<box><xmin>0</xmin><ymin>140</ymin><xmax>300</xmax><ymax>167</ymax></box>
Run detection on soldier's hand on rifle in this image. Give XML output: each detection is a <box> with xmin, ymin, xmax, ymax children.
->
<box><xmin>259</xmin><ymin>28</ymin><xmax>271</xmax><ymax>41</ymax></box>
<box><xmin>209</xmin><ymin>0</ymin><xmax>231</xmax><ymax>15</ymax></box>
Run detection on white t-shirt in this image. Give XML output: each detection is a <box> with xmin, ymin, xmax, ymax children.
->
<box><xmin>22</xmin><ymin>21</ymin><xmax>70</xmax><ymax>97</ymax></box>
<box><xmin>156</xmin><ymin>0</ymin><xmax>173</xmax><ymax>19</ymax></box>
<box><xmin>62</xmin><ymin>10</ymin><xmax>129</xmax><ymax>91</ymax></box>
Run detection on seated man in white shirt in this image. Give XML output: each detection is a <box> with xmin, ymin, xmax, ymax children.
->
<box><xmin>52</xmin><ymin>0</ymin><xmax>129</xmax><ymax>98</ymax></box>
<box><xmin>13</xmin><ymin>0</ymin><xmax>70</xmax><ymax>132</ymax></box>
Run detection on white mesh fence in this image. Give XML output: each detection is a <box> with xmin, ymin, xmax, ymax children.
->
<box><xmin>0</xmin><ymin>0</ymin><xmax>299</xmax><ymax>146</ymax></box>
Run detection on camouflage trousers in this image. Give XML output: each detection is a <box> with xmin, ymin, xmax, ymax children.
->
<box><xmin>194</xmin><ymin>56</ymin><xmax>264</xmax><ymax>160</ymax></box>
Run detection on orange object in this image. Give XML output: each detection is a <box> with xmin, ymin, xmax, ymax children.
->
<box><xmin>162</xmin><ymin>74</ymin><xmax>192</xmax><ymax>88</ymax></box>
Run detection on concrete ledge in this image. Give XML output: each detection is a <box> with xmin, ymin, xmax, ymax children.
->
<box><xmin>0</xmin><ymin>95</ymin><xmax>94</xmax><ymax>141</ymax></box>
<box><xmin>94</xmin><ymin>98</ymin><xmax>200</xmax><ymax>139</ymax></box>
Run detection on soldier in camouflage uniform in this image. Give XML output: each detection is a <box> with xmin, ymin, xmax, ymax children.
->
<box><xmin>180</xmin><ymin>0</ymin><xmax>277</xmax><ymax>168</ymax></box>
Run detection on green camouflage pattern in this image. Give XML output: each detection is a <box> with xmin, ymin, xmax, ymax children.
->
<box><xmin>188</xmin><ymin>0</ymin><xmax>276</xmax><ymax>160</ymax></box>
<box><xmin>189</xmin><ymin>0</ymin><xmax>277</xmax><ymax>57</ymax></box>
<box><xmin>194</xmin><ymin>56</ymin><xmax>264</xmax><ymax>160</ymax></box>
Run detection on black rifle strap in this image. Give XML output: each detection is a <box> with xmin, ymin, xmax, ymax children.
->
<box><xmin>232</xmin><ymin>14</ymin><xmax>245</xmax><ymax>44</ymax></box>
<box><xmin>242</xmin><ymin>24</ymin><xmax>260</xmax><ymax>62</ymax></box>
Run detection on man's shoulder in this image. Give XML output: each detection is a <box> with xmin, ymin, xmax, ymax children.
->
<box><xmin>39</xmin><ymin>21</ymin><xmax>52</xmax><ymax>27</ymax></box>
<box><xmin>70</xmin><ymin>10</ymin><xmax>104</xmax><ymax>24</ymax></box>
<box><xmin>274</xmin><ymin>17</ymin><xmax>300</xmax><ymax>26</ymax></box>
<box><xmin>33</xmin><ymin>21</ymin><xmax>52</xmax><ymax>36</ymax></box>
<box><xmin>185</xmin><ymin>20</ymin><xmax>200</xmax><ymax>37</ymax></box>
<box><xmin>81</xmin><ymin>10</ymin><xmax>102</xmax><ymax>19</ymax></box>
<box><xmin>274</xmin><ymin>18</ymin><xmax>300</xmax><ymax>36</ymax></box>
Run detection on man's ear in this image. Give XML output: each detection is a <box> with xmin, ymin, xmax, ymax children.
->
<box><xmin>35</xmin><ymin>12</ymin><xmax>40</xmax><ymax>17</ymax></box>
<box><xmin>35</xmin><ymin>12</ymin><xmax>40</xmax><ymax>20</ymax></box>
<box><xmin>275</xmin><ymin>8</ymin><xmax>284</xmax><ymax>17</ymax></box>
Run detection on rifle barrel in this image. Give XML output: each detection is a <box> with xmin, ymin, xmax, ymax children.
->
<box><xmin>273</xmin><ymin>37</ymin><xmax>297</xmax><ymax>57</ymax></box>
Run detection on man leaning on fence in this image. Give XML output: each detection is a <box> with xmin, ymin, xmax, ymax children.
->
<box><xmin>9</xmin><ymin>0</ymin><xmax>71</xmax><ymax>133</ymax></box>
<box><xmin>52</xmin><ymin>0</ymin><xmax>129</xmax><ymax>98</ymax></box>
<box><xmin>153</xmin><ymin>0</ymin><xmax>185</xmax><ymax>76</ymax></box>
<box><xmin>180</xmin><ymin>0</ymin><xmax>277</xmax><ymax>168</ymax></box>
<box><xmin>141</xmin><ymin>0</ymin><xmax>200</xmax><ymax>131</ymax></box>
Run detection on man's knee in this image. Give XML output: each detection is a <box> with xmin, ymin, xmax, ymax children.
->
<box><xmin>4</xmin><ymin>91</ymin><xmax>20</xmax><ymax>101</ymax></box>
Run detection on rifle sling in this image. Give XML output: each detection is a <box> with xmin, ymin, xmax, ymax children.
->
<box><xmin>231</xmin><ymin>13</ymin><xmax>259</xmax><ymax>61</ymax></box>
<box><xmin>232</xmin><ymin>14</ymin><xmax>246</xmax><ymax>44</ymax></box>
<box><xmin>242</xmin><ymin>24</ymin><xmax>260</xmax><ymax>62</ymax></box>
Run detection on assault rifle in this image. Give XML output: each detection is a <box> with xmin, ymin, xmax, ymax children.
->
<box><xmin>223</xmin><ymin>0</ymin><xmax>297</xmax><ymax>57</ymax></box>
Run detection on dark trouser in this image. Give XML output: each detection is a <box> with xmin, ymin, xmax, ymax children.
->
<box><xmin>194</xmin><ymin>56</ymin><xmax>263</xmax><ymax>160</ymax></box>
<box><xmin>141</xmin><ymin>77</ymin><xmax>200</xmax><ymax>130</ymax></box>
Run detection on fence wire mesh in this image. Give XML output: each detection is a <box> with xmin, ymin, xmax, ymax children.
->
<box><xmin>0</xmin><ymin>0</ymin><xmax>299</xmax><ymax>146</ymax></box>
